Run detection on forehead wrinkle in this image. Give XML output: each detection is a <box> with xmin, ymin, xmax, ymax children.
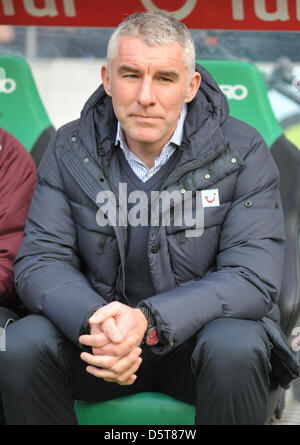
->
<box><xmin>114</xmin><ymin>38</ymin><xmax>185</xmax><ymax>70</ymax></box>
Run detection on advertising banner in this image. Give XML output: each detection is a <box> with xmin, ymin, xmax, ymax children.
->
<box><xmin>1</xmin><ymin>0</ymin><xmax>300</xmax><ymax>30</ymax></box>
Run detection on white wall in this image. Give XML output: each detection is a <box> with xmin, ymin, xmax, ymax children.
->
<box><xmin>30</xmin><ymin>58</ymin><xmax>106</xmax><ymax>130</ymax></box>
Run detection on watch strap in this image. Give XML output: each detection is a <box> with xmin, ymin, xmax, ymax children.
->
<box><xmin>139</xmin><ymin>306</ymin><xmax>159</xmax><ymax>346</ymax></box>
<box><xmin>139</xmin><ymin>305</ymin><xmax>156</xmax><ymax>330</ymax></box>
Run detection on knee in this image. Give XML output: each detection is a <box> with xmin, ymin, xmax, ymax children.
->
<box><xmin>0</xmin><ymin>315</ymin><xmax>61</xmax><ymax>389</ymax></box>
<box><xmin>191</xmin><ymin>318</ymin><xmax>271</xmax><ymax>391</ymax></box>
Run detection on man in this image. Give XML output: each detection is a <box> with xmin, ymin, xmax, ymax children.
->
<box><xmin>0</xmin><ymin>12</ymin><xmax>295</xmax><ymax>425</ymax></box>
<box><xmin>0</xmin><ymin>127</ymin><xmax>36</xmax><ymax>424</ymax></box>
<box><xmin>0</xmin><ymin>127</ymin><xmax>36</xmax><ymax>323</ymax></box>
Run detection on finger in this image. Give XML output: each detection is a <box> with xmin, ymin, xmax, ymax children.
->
<box><xmin>86</xmin><ymin>357</ymin><xmax>142</xmax><ymax>384</ymax></box>
<box><xmin>79</xmin><ymin>331</ymin><xmax>109</xmax><ymax>348</ymax></box>
<box><xmin>79</xmin><ymin>318</ymin><xmax>123</xmax><ymax>347</ymax></box>
<box><xmin>119</xmin><ymin>374</ymin><xmax>137</xmax><ymax>386</ymax></box>
<box><xmin>80</xmin><ymin>352</ymin><xmax>118</xmax><ymax>369</ymax></box>
<box><xmin>117</xmin><ymin>358</ymin><xmax>143</xmax><ymax>385</ymax></box>
<box><xmin>110</xmin><ymin>347</ymin><xmax>142</xmax><ymax>374</ymax></box>
<box><xmin>90</xmin><ymin>323</ymin><xmax>111</xmax><ymax>354</ymax></box>
<box><xmin>93</xmin><ymin>334</ymin><xmax>140</xmax><ymax>358</ymax></box>
<box><xmin>101</xmin><ymin>317</ymin><xmax>123</xmax><ymax>344</ymax></box>
<box><xmin>88</xmin><ymin>372</ymin><xmax>137</xmax><ymax>386</ymax></box>
<box><xmin>89</xmin><ymin>302</ymin><xmax>122</xmax><ymax>325</ymax></box>
<box><xmin>80</xmin><ymin>346</ymin><xmax>141</xmax><ymax>371</ymax></box>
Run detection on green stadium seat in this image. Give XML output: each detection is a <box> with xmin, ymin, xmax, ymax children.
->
<box><xmin>75</xmin><ymin>393</ymin><xmax>195</xmax><ymax>425</ymax></box>
<box><xmin>199</xmin><ymin>60</ymin><xmax>283</xmax><ymax>148</ymax></box>
<box><xmin>0</xmin><ymin>55</ymin><xmax>55</xmax><ymax>166</ymax></box>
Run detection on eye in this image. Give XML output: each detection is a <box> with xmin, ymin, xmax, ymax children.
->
<box><xmin>124</xmin><ymin>74</ymin><xmax>138</xmax><ymax>79</ymax></box>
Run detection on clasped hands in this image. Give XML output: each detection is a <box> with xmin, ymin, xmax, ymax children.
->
<box><xmin>79</xmin><ymin>302</ymin><xmax>148</xmax><ymax>386</ymax></box>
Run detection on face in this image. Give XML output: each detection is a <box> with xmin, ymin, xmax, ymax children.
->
<box><xmin>101</xmin><ymin>36</ymin><xmax>201</xmax><ymax>154</ymax></box>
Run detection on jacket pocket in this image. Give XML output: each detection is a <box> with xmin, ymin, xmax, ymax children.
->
<box><xmin>70</xmin><ymin>200</ymin><xmax>116</xmax><ymax>238</ymax></box>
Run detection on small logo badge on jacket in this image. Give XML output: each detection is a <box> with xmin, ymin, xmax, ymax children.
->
<box><xmin>201</xmin><ymin>189</ymin><xmax>220</xmax><ymax>208</ymax></box>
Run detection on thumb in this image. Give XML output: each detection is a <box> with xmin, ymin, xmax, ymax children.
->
<box><xmin>89</xmin><ymin>301</ymin><xmax>122</xmax><ymax>325</ymax></box>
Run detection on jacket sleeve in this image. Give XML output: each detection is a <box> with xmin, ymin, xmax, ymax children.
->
<box><xmin>139</xmin><ymin>135</ymin><xmax>286</xmax><ymax>354</ymax></box>
<box><xmin>0</xmin><ymin>133</ymin><xmax>36</xmax><ymax>311</ymax></box>
<box><xmin>13</xmin><ymin>134</ymin><xmax>106</xmax><ymax>345</ymax></box>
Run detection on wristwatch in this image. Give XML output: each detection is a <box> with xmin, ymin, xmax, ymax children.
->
<box><xmin>139</xmin><ymin>306</ymin><xmax>159</xmax><ymax>346</ymax></box>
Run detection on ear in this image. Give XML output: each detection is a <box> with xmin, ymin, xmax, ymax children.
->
<box><xmin>101</xmin><ymin>64</ymin><xmax>112</xmax><ymax>97</ymax></box>
<box><xmin>184</xmin><ymin>72</ymin><xmax>201</xmax><ymax>103</ymax></box>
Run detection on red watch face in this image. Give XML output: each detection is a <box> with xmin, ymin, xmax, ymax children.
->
<box><xmin>146</xmin><ymin>327</ymin><xmax>159</xmax><ymax>346</ymax></box>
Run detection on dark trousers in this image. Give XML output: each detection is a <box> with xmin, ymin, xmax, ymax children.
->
<box><xmin>0</xmin><ymin>314</ymin><xmax>272</xmax><ymax>425</ymax></box>
<box><xmin>0</xmin><ymin>307</ymin><xmax>19</xmax><ymax>425</ymax></box>
<box><xmin>0</xmin><ymin>306</ymin><xmax>19</xmax><ymax>328</ymax></box>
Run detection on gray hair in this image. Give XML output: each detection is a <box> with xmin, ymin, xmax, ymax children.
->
<box><xmin>106</xmin><ymin>11</ymin><xmax>196</xmax><ymax>81</ymax></box>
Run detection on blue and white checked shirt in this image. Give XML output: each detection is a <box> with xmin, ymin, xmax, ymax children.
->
<box><xmin>115</xmin><ymin>104</ymin><xmax>187</xmax><ymax>183</ymax></box>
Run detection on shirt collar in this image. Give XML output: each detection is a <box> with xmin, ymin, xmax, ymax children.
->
<box><xmin>115</xmin><ymin>103</ymin><xmax>187</xmax><ymax>149</ymax></box>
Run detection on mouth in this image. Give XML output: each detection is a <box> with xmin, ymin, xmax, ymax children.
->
<box><xmin>131</xmin><ymin>115</ymin><xmax>161</xmax><ymax>122</ymax></box>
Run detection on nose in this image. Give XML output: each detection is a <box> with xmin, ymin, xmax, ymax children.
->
<box><xmin>137</xmin><ymin>76</ymin><xmax>156</xmax><ymax>107</ymax></box>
